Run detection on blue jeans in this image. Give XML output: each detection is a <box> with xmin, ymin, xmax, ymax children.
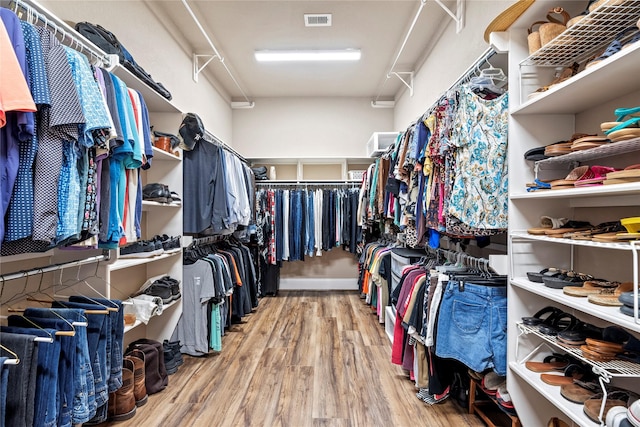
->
<box><xmin>1</xmin><ymin>326</ymin><xmax>60</xmax><ymax>427</ymax></box>
<box><xmin>306</xmin><ymin>191</ymin><xmax>315</xmax><ymax>256</ymax></box>
<box><xmin>8</xmin><ymin>316</ymin><xmax>74</xmax><ymax>427</ymax></box>
<box><xmin>24</xmin><ymin>308</ymin><xmax>96</xmax><ymax>424</ymax></box>
<box><xmin>0</xmin><ymin>357</ymin><xmax>9</xmax><ymax>427</ymax></box>
<box><xmin>288</xmin><ymin>190</ymin><xmax>302</xmax><ymax>261</ymax></box>
<box><xmin>435</xmin><ymin>281</ymin><xmax>508</xmax><ymax>376</ymax></box>
<box><xmin>53</xmin><ymin>301</ymin><xmax>109</xmax><ymax>407</ymax></box>
<box><xmin>70</xmin><ymin>296</ymin><xmax>123</xmax><ymax>392</ymax></box>
<box><xmin>0</xmin><ymin>332</ymin><xmax>38</xmax><ymax>427</ymax></box>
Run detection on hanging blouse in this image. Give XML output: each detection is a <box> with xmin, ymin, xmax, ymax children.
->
<box><xmin>447</xmin><ymin>85</ymin><xmax>508</xmax><ymax>231</ymax></box>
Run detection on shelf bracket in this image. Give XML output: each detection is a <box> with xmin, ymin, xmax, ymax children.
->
<box><xmin>433</xmin><ymin>0</ymin><xmax>465</xmax><ymax>33</ymax></box>
<box><xmin>193</xmin><ymin>53</ymin><xmax>221</xmax><ymax>83</ymax></box>
<box><xmin>389</xmin><ymin>72</ymin><xmax>414</xmax><ymax>97</ymax></box>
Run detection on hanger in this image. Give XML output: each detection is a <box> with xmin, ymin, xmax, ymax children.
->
<box><xmin>4</xmin><ymin>315</ymin><xmax>55</xmax><ymax>343</ymax></box>
<box><xmin>57</xmin><ymin>263</ymin><xmax>118</xmax><ymax>312</ymax></box>
<box><xmin>0</xmin><ymin>344</ymin><xmax>20</xmax><ymax>365</ymax></box>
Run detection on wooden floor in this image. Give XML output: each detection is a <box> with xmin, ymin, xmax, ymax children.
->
<box><xmin>107</xmin><ymin>291</ymin><xmax>484</xmax><ymax>427</ymax></box>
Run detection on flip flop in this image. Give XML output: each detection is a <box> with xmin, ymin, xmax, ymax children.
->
<box><xmin>605</xmin><ymin>118</ymin><xmax>640</xmax><ymax>136</ymax></box>
<box><xmin>551</xmin><ymin>165</ymin><xmax>590</xmax><ymax>188</ymax></box>
<box><xmin>575</xmin><ymin>165</ymin><xmax>618</xmax><ymax>186</ymax></box>
<box><xmin>525</xmin><ymin>353</ymin><xmax>570</xmax><ymax>373</ymax></box>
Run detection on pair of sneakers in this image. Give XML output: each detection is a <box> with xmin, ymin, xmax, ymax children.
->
<box><xmin>163</xmin><ymin>340</ymin><xmax>184</xmax><ymax>375</ymax></box>
<box><xmin>142</xmin><ymin>276</ymin><xmax>181</xmax><ymax>304</ymax></box>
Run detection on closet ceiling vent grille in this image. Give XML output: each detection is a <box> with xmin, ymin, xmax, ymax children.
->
<box><xmin>304</xmin><ymin>14</ymin><xmax>332</xmax><ymax>27</ymax></box>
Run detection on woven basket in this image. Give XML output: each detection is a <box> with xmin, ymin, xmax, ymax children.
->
<box><xmin>540</xmin><ymin>7</ymin><xmax>570</xmax><ymax>46</ymax></box>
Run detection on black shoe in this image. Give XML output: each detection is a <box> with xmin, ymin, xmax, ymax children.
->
<box><xmin>143</xmin><ymin>183</ymin><xmax>171</xmax><ymax>203</ymax></box>
<box><xmin>120</xmin><ymin>241</ymin><xmax>163</xmax><ymax>258</ymax></box>
<box><xmin>158</xmin><ymin>276</ymin><xmax>181</xmax><ymax>301</ymax></box>
<box><xmin>163</xmin><ymin>345</ymin><xmax>179</xmax><ymax>375</ymax></box>
<box><xmin>142</xmin><ymin>282</ymin><xmax>173</xmax><ymax>304</ymax></box>
<box><xmin>164</xmin><ymin>340</ymin><xmax>184</xmax><ymax>367</ymax></box>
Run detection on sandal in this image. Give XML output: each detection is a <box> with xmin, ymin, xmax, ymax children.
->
<box><xmin>543</xmin><ymin>271</ymin><xmax>594</xmax><ymax>289</ymax></box>
<box><xmin>529</xmin><ymin>63</ymin><xmax>580</xmax><ymax>98</ymax></box>
<box><xmin>540</xmin><ymin>362</ymin><xmax>590</xmax><ymax>386</ymax></box>
<box><xmin>526</xmin><ymin>267</ymin><xmax>563</xmax><ymax>283</ymax></box>
<box><xmin>587</xmin><ymin>282</ymin><xmax>633</xmax><ymax>306</ymax></box>
<box><xmin>539</xmin><ymin>312</ymin><xmax>580</xmax><ymax>336</ymax></box>
<box><xmin>522</xmin><ymin>306</ymin><xmax>563</xmax><ymax>325</ymax></box>
<box><xmin>560</xmin><ymin>380</ymin><xmax>601</xmax><ymax>403</ymax></box>
<box><xmin>525</xmin><ymin>353</ymin><xmax>570</xmax><ymax>373</ymax></box>
<box><xmin>574</xmin><ymin>166</ymin><xmax>619</xmax><ymax>187</ymax></box>
<box><xmin>584</xmin><ymin>390</ymin><xmax>639</xmax><ymax>424</ymax></box>
<box><xmin>563</xmin><ymin>280</ymin><xmax>622</xmax><ymax>297</ymax></box>
<box><xmin>586</xmin><ymin>27</ymin><xmax>640</xmax><ymax>70</ymax></box>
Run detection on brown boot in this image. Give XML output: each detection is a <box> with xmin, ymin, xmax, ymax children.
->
<box><xmin>108</xmin><ymin>359</ymin><xmax>137</xmax><ymax>421</ymax></box>
<box><xmin>125</xmin><ymin>349</ymin><xmax>148</xmax><ymax>406</ymax></box>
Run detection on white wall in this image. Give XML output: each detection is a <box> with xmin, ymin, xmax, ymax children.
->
<box><xmin>393</xmin><ymin>0</ymin><xmax>510</xmax><ymax>128</ymax></box>
<box><xmin>39</xmin><ymin>0</ymin><xmax>234</xmax><ymax>144</ymax></box>
<box><xmin>232</xmin><ymin>97</ymin><xmax>394</xmax><ymax>158</ymax></box>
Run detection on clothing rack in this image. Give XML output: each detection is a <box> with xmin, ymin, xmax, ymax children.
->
<box><xmin>428</xmin><ymin>246</ymin><xmax>496</xmax><ymax>274</ymax></box>
<box><xmin>0</xmin><ymin>254</ymin><xmax>108</xmax><ymax>283</ymax></box>
<box><xmin>203</xmin><ymin>130</ymin><xmax>247</xmax><ymax>165</ymax></box>
<box><xmin>3</xmin><ymin>0</ymin><xmax>115</xmax><ymax>68</ymax></box>
<box><xmin>421</xmin><ymin>47</ymin><xmax>498</xmax><ymax>118</ymax></box>
<box><xmin>256</xmin><ymin>180</ymin><xmax>361</xmax><ymax>186</ymax></box>
<box><xmin>187</xmin><ymin>234</ymin><xmax>229</xmax><ymax>248</ymax></box>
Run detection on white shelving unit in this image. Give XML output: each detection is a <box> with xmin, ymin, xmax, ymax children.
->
<box><xmin>502</xmin><ymin>0</ymin><xmax>640</xmax><ymax>425</ymax></box>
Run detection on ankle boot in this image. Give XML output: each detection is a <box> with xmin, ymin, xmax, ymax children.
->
<box><xmin>125</xmin><ymin>349</ymin><xmax>148</xmax><ymax>406</ymax></box>
<box><xmin>164</xmin><ymin>340</ymin><xmax>184</xmax><ymax>366</ymax></box>
<box><xmin>108</xmin><ymin>359</ymin><xmax>137</xmax><ymax>421</ymax></box>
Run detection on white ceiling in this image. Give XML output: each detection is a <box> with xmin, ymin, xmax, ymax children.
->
<box><xmin>151</xmin><ymin>0</ymin><xmax>457</xmax><ymax>101</ymax></box>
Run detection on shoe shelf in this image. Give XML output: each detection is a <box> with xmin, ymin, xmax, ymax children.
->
<box><xmin>510</xmin><ymin>361</ymin><xmax>596</xmax><ymax>427</ymax></box>
<box><xmin>510</xmin><ymin>182</ymin><xmax>640</xmax><ymax>200</ymax></box>
<box><xmin>110</xmin><ymin>248</ymin><xmax>182</xmax><ymax>271</ymax></box>
<box><xmin>142</xmin><ymin>200</ymin><xmax>182</xmax><ymax>210</ymax></box>
<box><xmin>151</xmin><ymin>147</ymin><xmax>181</xmax><ymax>162</ymax></box>
<box><xmin>513</xmin><ymin>40</ymin><xmax>640</xmax><ymax>116</ymax></box>
<box><xmin>112</xmin><ymin>65</ymin><xmax>180</xmax><ymax>114</ymax></box>
<box><xmin>511</xmin><ymin>277</ymin><xmax>640</xmax><ymax>332</ymax></box>
<box><xmin>510</xmin><ymin>231</ymin><xmax>637</xmax><ymax>250</ymax></box>
<box><xmin>122</xmin><ymin>298</ymin><xmax>181</xmax><ymax>334</ymax></box>
<box><xmin>535</xmin><ymin>138</ymin><xmax>640</xmax><ymax>167</ymax></box>
<box><xmin>517</xmin><ymin>323</ymin><xmax>640</xmax><ymax>377</ymax></box>
<box><xmin>519</xmin><ymin>1</ymin><xmax>640</xmax><ymax>68</ymax></box>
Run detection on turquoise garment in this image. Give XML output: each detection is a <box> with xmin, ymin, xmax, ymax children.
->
<box><xmin>209</xmin><ymin>304</ymin><xmax>222</xmax><ymax>352</ymax></box>
<box><xmin>368</xmin><ymin>158</ymin><xmax>379</xmax><ymax>217</ymax></box>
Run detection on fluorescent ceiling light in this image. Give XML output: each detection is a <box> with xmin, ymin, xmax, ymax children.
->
<box><xmin>255</xmin><ymin>49</ymin><xmax>361</xmax><ymax>62</ymax></box>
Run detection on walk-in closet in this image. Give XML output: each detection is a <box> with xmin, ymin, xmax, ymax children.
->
<box><xmin>2</xmin><ymin>0</ymin><xmax>640</xmax><ymax>426</ymax></box>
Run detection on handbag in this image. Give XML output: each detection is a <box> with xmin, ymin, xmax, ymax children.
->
<box><xmin>527</xmin><ymin>7</ymin><xmax>570</xmax><ymax>54</ymax></box>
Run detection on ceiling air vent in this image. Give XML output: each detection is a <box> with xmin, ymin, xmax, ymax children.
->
<box><xmin>304</xmin><ymin>14</ymin><xmax>332</xmax><ymax>27</ymax></box>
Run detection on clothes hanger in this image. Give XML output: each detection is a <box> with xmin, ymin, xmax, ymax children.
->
<box><xmin>3</xmin><ymin>315</ymin><xmax>55</xmax><ymax>343</ymax></box>
<box><xmin>54</xmin><ymin>264</ymin><xmax>117</xmax><ymax>312</ymax></box>
<box><xmin>0</xmin><ymin>344</ymin><xmax>20</xmax><ymax>365</ymax></box>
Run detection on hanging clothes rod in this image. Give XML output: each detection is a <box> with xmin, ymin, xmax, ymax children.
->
<box><xmin>5</xmin><ymin>0</ymin><xmax>115</xmax><ymax>68</ymax></box>
<box><xmin>203</xmin><ymin>131</ymin><xmax>248</xmax><ymax>164</ymax></box>
<box><xmin>181</xmin><ymin>0</ymin><xmax>253</xmax><ymax>105</ymax></box>
<box><xmin>0</xmin><ymin>254</ymin><xmax>107</xmax><ymax>283</ymax></box>
<box><xmin>255</xmin><ymin>180</ymin><xmax>361</xmax><ymax>186</ymax></box>
<box><xmin>188</xmin><ymin>234</ymin><xmax>229</xmax><ymax>247</ymax></box>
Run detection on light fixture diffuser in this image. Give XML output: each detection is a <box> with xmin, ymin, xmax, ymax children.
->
<box><xmin>255</xmin><ymin>49</ymin><xmax>361</xmax><ymax>62</ymax></box>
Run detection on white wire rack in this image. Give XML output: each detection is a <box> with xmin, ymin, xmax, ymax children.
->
<box><xmin>517</xmin><ymin>323</ymin><xmax>640</xmax><ymax>377</ymax></box>
<box><xmin>521</xmin><ymin>0</ymin><xmax>640</xmax><ymax>67</ymax></box>
<box><xmin>536</xmin><ymin>137</ymin><xmax>640</xmax><ymax>167</ymax></box>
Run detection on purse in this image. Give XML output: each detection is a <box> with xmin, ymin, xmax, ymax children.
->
<box><xmin>527</xmin><ymin>7</ymin><xmax>570</xmax><ymax>54</ymax></box>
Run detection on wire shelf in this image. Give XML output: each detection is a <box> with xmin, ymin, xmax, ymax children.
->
<box><xmin>518</xmin><ymin>323</ymin><xmax>640</xmax><ymax>377</ymax></box>
<box><xmin>510</xmin><ymin>231</ymin><xmax>635</xmax><ymax>250</ymax></box>
<box><xmin>536</xmin><ymin>137</ymin><xmax>640</xmax><ymax>167</ymax></box>
<box><xmin>521</xmin><ymin>0</ymin><xmax>640</xmax><ymax>67</ymax></box>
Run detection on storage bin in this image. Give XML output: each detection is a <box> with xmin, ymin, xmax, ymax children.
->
<box><xmin>390</xmin><ymin>248</ymin><xmax>426</xmax><ymax>278</ymax></box>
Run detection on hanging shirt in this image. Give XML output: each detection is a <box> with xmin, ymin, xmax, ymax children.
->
<box><xmin>448</xmin><ymin>85</ymin><xmax>508</xmax><ymax>230</ymax></box>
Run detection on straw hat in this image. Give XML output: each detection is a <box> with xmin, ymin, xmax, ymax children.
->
<box><xmin>484</xmin><ymin>0</ymin><xmax>536</xmax><ymax>43</ymax></box>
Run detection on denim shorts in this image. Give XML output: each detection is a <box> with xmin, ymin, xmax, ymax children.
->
<box><xmin>435</xmin><ymin>281</ymin><xmax>507</xmax><ymax>376</ymax></box>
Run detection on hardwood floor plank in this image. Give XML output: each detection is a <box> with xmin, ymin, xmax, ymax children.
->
<box><xmin>231</xmin><ymin>347</ymin><xmax>288</xmax><ymax>427</ymax></box>
<box><xmin>272</xmin><ymin>365</ymin><xmax>314</xmax><ymax>427</ymax></box>
<box><xmin>312</xmin><ymin>317</ymin><xmax>349</xmax><ymax>419</ymax></box>
<box><xmin>101</xmin><ymin>290</ymin><xmax>486</xmax><ymax>427</ymax></box>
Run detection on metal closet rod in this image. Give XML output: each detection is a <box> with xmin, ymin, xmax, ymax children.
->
<box><xmin>0</xmin><ymin>254</ymin><xmax>108</xmax><ymax>282</ymax></box>
<box><xmin>181</xmin><ymin>0</ymin><xmax>252</xmax><ymax>104</ymax></box>
<box><xmin>255</xmin><ymin>180</ymin><xmax>361</xmax><ymax>186</ymax></box>
<box><xmin>204</xmin><ymin>131</ymin><xmax>247</xmax><ymax>164</ymax></box>
<box><xmin>6</xmin><ymin>0</ymin><xmax>114</xmax><ymax>68</ymax></box>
